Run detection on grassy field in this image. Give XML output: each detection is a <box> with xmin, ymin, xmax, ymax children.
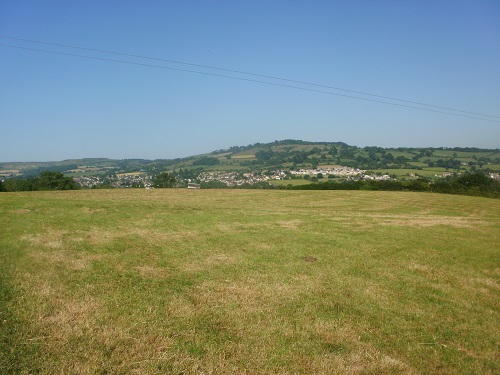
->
<box><xmin>431</xmin><ymin>150</ymin><xmax>493</xmax><ymax>159</ymax></box>
<box><xmin>371</xmin><ymin>168</ymin><xmax>448</xmax><ymax>177</ymax></box>
<box><xmin>0</xmin><ymin>190</ymin><xmax>499</xmax><ymax>374</ymax></box>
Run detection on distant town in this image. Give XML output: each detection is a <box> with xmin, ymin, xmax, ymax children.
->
<box><xmin>1</xmin><ymin>140</ymin><xmax>499</xmax><ymax>191</ymax></box>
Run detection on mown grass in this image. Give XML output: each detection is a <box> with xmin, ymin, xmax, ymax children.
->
<box><xmin>0</xmin><ymin>189</ymin><xmax>499</xmax><ymax>374</ymax></box>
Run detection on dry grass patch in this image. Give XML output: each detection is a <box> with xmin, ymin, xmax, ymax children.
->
<box><xmin>378</xmin><ymin>216</ymin><xmax>483</xmax><ymax>228</ymax></box>
<box><xmin>305</xmin><ymin>320</ymin><xmax>417</xmax><ymax>374</ymax></box>
<box><xmin>80</xmin><ymin>207</ymin><xmax>106</xmax><ymax>214</ymax></box>
<box><xmin>11</xmin><ymin>208</ymin><xmax>31</xmax><ymax>214</ymax></box>
<box><xmin>29</xmin><ymin>250</ymin><xmax>101</xmax><ymax>271</ymax></box>
<box><xmin>182</xmin><ymin>253</ymin><xmax>242</xmax><ymax>273</ymax></box>
<box><xmin>215</xmin><ymin>222</ymin><xmax>270</xmax><ymax>233</ymax></box>
<box><xmin>42</xmin><ymin>297</ymin><xmax>101</xmax><ymax>332</ymax></box>
<box><xmin>408</xmin><ymin>261</ymin><xmax>433</xmax><ymax>274</ymax></box>
<box><xmin>128</xmin><ymin>227</ymin><xmax>199</xmax><ymax>245</ymax></box>
<box><xmin>329</xmin><ymin>213</ymin><xmax>485</xmax><ymax>229</ymax></box>
<box><xmin>278</xmin><ymin>219</ymin><xmax>302</xmax><ymax>229</ymax></box>
<box><xmin>21</xmin><ymin>229</ymin><xmax>68</xmax><ymax>249</ymax></box>
<box><xmin>134</xmin><ymin>265</ymin><xmax>169</xmax><ymax>279</ymax></box>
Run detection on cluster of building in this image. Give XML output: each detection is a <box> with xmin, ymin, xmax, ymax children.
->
<box><xmin>73</xmin><ymin>167</ymin><xmax>396</xmax><ymax>189</ymax></box>
<box><xmin>74</xmin><ymin>174</ymin><xmax>153</xmax><ymax>189</ymax></box>
<box><xmin>197</xmin><ymin>168</ymin><xmax>393</xmax><ymax>186</ymax></box>
<box><xmin>111</xmin><ymin>174</ymin><xmax>153</xmax><ymax>188</ymax></box>
<box><xmin>197</xmin><ymin>170</ymin><xmax>287</xmax><ymax>187</ymax></box>
<box><xmin>290</xmin><ymin>166</ymin><xmax>364</xmax><ymax>176</ymax></box>
<box><xmin>73</xmin><ymin>176</ymin><xmax>105</xmax><ymax>188</ymax></box>
<box><xmin>360</xmin><ymin>174</ymin><xmax>393</xmax><ymax>181</ymax></box>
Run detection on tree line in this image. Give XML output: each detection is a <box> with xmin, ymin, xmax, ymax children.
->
<box><xmin>0</xmin><ymin>171</ymin><xmax>78</xmax><ymax>192</ymax></box>
<box><xmin>284</xmin><ymin>172</ymin><xmax>500</xmax><ymax>198</ymax></box>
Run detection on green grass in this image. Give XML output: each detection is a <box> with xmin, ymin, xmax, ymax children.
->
<box><xmin>1</xmin><ymin>190</ymin><xmax>499</xmax><ymax>374</ymax></box>
<box><xmin>485</xmin><ymin>164</ymin><xmax>500</xmax><ymax>171</ymax></box>
<box><xmin>372</xmin><ymin>168</ymin><xmax>449</xmax><ymax>177</ymax></box>
<box><xmin>230</xmin><ymin>149</ymin><xmax>258</xmax><ymax>158</ymax></box>
<box><xmin>407</xmin><ymin>162</ymin><xmax>428</xmax><ymax>168</ymax></box>
<box><xmin>432</xmin><ymin>150</ymin><xmax>492</xmax><ymax>159</ymax></box>
<box><xmin>204</xmin><ymin>164</ymin><xmax>248</xmax><ymax>171</ymax></box>
<box><xmin>387</xmin><ymin>151</ymin><xmax>416</xmax><ymax>158</ymax></box>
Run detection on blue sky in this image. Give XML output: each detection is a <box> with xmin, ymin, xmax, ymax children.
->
<box><xmin>1</xmin><ymin>1</ymin><xmax>499</xmax><ymax>161</ymax></box>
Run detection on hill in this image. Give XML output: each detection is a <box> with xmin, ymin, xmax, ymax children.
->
<box><xmin>1</xmin><ymin>140</ymin><xmax>499</xmax><ymax>189</ymax></box>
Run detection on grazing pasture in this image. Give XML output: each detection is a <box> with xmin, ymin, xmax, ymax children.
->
<box><xmin>0</xmin><ymin>189</ymin><xmax>498</xmax><ymax>374</ymax></box>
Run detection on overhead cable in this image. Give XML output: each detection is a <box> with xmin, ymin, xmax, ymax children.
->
<box><xmin>1</xmin><ymin>35</ymin><xmax>499</xmax><ymax>120</ymax></box>
<box><xmin>1</xmin><ymin>43</ymin><xmax>498</xmax><ymax>123</ymax></box>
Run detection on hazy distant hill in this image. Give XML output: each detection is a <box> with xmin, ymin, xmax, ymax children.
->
<box><xmin>1</xmin><ymin>140</ymin><xmax>499</xmax><ymax>180</ymax></box>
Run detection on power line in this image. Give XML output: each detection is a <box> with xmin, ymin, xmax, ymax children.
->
<box><xmin>1</xmin><ymin>35</ymin><xmax>499</xmax><ymax>120</ymax></box>
<box><xmin>1</xmin><ymin>43</ymin><xmax>499</xmax><ymax>123</ymax></box>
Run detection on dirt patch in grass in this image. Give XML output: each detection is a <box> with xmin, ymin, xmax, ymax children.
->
<box><xmin>303</xmin><ymin>256</ymin><xmax>318</xmax><ymax>262</ymax></box>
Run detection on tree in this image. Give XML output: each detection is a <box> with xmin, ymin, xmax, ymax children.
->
<box><xmin>2</xmin><ymin>171</ymin><xmax>77</xmax><ymax>191</ymax></box>
<box><xmin>339</xmin><ymin>147</ymin><xmax>355</xmax><ymax>159</ymax></box>
<box><xmin>456</xmin><ymin>172</ymin><xmax>492</xmax><ymax>187</ymax></box>
<box><xmin>3</xmin><ymin>177</ymin><xmax>38</xmax><ymax>191</ymax></box>
<box><xmin>37</xmin><ymin>171</ymin><xmax>78</xmax><ymax>190</ymax></box>
<box><xmin>255</xmin><ymin>149</ymin><xmax>274</xmax><ymax>161</ymax></box>
<box><xmin>153</xmin><ymin>172</ymin><xmax>176</xmax><ymax>188</ymax></box>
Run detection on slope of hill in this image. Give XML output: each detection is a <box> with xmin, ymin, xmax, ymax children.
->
<box><xmin>1</xmin><ymin>140</ymin><xmax>499</xmax><ymax>187</ymax></box>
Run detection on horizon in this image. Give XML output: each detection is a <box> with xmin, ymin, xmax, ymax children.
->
<box><xmin>1</xmin><ymin>139</ymin><xmax>499</xmax><ymax>164</ymax></box>
<box><xmin>2</xmin><ymin>2</ymin><xmax>499</xmax><ymax>162</ymax></box>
